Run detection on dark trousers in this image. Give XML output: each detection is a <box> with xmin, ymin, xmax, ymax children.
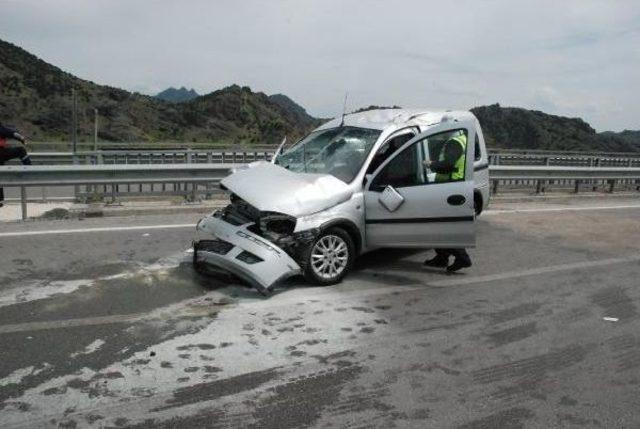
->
<box><xmin>435</xmin><ymin>248</ymin><xmax>471</xmax><ymax>264</ymax></box>
<box><xmin>0</xmin><ymin>146</ymin><xmax>31</xmax><ymax>203</ymax></box>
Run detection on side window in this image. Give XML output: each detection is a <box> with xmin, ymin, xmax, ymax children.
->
<box><xmin>370</xmin><ymin>129</ymin><xmax>468</xmax><ymax>191</ymax></box>
<box><xmin>366</xmin><ymin>131</ymin><xmax>415</xmax><ymax>174</ymax></box>
<box><xmin>475</xmin><ymin>134</ymin><xmax>482</xmax><ymax>161</ymax></box>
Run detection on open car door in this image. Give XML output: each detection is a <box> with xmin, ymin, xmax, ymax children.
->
<box><xmin>363</xmin><ymin>121</ymin><xmax>476</xmax><ymax>248</ymax></box>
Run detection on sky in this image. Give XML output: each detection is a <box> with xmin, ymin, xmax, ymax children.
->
<box><xmin>0</xmin><ymin>0</ymin><xmax>639</xmax><ymax>131</ymax></box>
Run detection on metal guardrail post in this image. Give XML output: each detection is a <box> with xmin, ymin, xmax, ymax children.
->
<box><xmin>491</xmin><ymin>179</ymin><xmax>499</xmax><ymax>195</ymax></box>
<box><xmin>110</xmin><ymin>184</ymin><xmax>117</xmax><ymax>204</ymax></box>
<box><xmin>190</xmin><ymin>182</ymin><xmax>198</xmax><ymax>202</ymax></box>
<box><xmin>20</xmin><ymin>186</ymin><xmax>27</xmax><ymax>220</ymax></box>
<box><xmin>72</xmin><ymin>154</ymin><xmax>80</xmax><ymax>202</ymax></box>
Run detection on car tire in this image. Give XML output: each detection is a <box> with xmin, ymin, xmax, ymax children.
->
<box><xmin>303</xmin><ymin>227</ymin><xmax>355</xmax><ymax>286</ymax></box>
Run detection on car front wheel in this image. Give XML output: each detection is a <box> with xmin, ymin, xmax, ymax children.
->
<box><xmin>303</xmin><ymin>227</ymin><xmax>354</xmax><ymax>286</ymax></box>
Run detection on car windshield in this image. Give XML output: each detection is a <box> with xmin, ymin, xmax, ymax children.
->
<box><xmin>275</xmin><ymin>126</ymin><xmax>381</xmax><ymax>183</ymax></box>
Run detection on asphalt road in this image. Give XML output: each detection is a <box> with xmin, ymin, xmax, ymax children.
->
<box><xmin>0</xmin><ymin>196</ymin><xmax>639</xmax><ymax>428</ymax></box>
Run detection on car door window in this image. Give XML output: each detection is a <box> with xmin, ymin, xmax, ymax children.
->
<box><xmin>370</xmin><ymin>129</ymin><xmax>468</xmax><ymax>191</ymax></box>
<box><xmin>366</xmin><ymin>131</ymin><xmax>416</xmax><ymax>174</ymax></box>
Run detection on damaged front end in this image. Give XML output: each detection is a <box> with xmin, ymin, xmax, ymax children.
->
<box><xmin>194</xmin><ymin>194</ymin><xmax>317</xmax><ymax>294</ymax></box>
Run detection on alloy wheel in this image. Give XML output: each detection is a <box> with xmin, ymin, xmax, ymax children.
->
<box><xmin>310</xmin><ymin>234</ymin><xmax>349</xmax><ymax>280</ymax></box>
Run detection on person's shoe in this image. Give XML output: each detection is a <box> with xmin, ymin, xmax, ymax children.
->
<box><xmin>424</xmin><ymin>255</ymin><xmax>449</xmax><ymax>268</ymax></box>
<box><xmin>447</xmin><ymin>258</ymin><xmax>472</xmax><ymax>272</ymax></box>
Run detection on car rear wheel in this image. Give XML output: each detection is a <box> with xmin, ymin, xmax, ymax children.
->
<box><xmin>304</xmin><ymin>227</ymin><xmax>354</xmax><ymax>286</ymax></box>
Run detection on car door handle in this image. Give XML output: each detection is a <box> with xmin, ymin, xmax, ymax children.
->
<box><xmin>447</xmin><ymin>194</ymin><xmax>466</xmax><ymax>206</ymax></box>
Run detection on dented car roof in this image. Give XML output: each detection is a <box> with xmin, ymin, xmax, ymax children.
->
<box><xmin>316</xmin><ymin>108</ymin><xmax>477</xmax><ymax>132</ymax></box>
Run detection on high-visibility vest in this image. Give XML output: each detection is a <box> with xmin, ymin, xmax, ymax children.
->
<box><xmin>435</xmin><ymin>134</ymin><xmax>467</xmax><ymax>182</ymax></box>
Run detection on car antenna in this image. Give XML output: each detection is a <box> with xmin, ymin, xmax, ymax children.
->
<box><xmin>339</xmin><ymin>92</ymin><xmax>349</xmax><ymax>127</ymax></box>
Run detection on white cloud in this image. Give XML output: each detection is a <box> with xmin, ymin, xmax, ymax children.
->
<box><xmin>0</xmin><ymin>0</ymin><xmax>638</xmax><ymax>131</ymax></box>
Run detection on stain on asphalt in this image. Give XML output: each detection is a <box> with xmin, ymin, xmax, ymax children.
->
<box><xmin>556</xmin><ymin>413</ymin><xmax>602</xmax><ymax>427</ymax></box>
<box><xmin>473</xmin><ymin>344</ymin><xmax>591</xmax><ymax>384</ymax></box>
<box><xmin>607</xmin><ymin>334</ymin><xmax>640</xmax><ymax>372</ymax></box>
<box><xmin>590</xmin><ymin>286</ymin><xmax>638</xmax><ymax>321</ymax></box>
<box><xmin>488</xmin><ymin>303</ymin><xmax>543</xmax><ymax>324</ymax></box>
<box><xmin>250</xmin><ymin>365</ymin><xmax>366</xmax><ymax>429</ymax></box>
<box><xmin>457</xmin><ymin>407</ymin><xmax>535</xmax><ymax>429</ymax></box>
<box><xmin>558</xmin><ymin>395</ymin><xmax>578</xmax><ymax>406</ymax></box>
<box><xmin>151</xmin><ymin>367</ymin><xmax>282</xmax><ymax>412</ymax></box>
<box><xmin>351</xmin><ymin>306</ymin><xmax>375</xmax><ymax>313</ymax></box>
<box><xmin>487</xmin><ymin>322</ymin><xmax>538</xmax><ymax>347</ymax></box>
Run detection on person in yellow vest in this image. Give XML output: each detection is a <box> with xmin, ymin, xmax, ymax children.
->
<box><xmin>422</xmin><ymin>132</ymin><xmax>472</xmax><ymax>272</ymax></box>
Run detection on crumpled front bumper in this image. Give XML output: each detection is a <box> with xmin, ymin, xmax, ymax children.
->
<box><xmin>194</xmin><ymin>215</ymin><xmax>301</xmax><ymax>293</ymax></box>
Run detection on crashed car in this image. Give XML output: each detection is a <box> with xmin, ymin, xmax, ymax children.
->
<box><xmin>193</xmin><ymin>109</ymin><xmax>489</xmax><ymax>294</ymax></box>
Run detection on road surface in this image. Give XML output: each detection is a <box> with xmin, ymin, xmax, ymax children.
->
<box><xmin>0</xmin><ymin>196</ymin><xmax>639</xmax><ymax>428</ymax></box>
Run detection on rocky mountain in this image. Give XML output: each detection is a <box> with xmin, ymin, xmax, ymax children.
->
<box><xmin>0</xmin><ymin>38</ymin><xmax>319</xmax><ymax>144</ymax></box>
<box><xmin>155</xmin><ymin>87</ymin><xmax>199</xmax><ymax>103</ymax></box>
<box><xmin>471</xmin><ymin>104</ymin><xmax>640</xmax><ymax>153</ymax></box>
<box><xmin>0</xmin><ymin>37</ymin><xmax>637</xmax><ymax>151</ymax></box>
<box><xmin>269</xmin><ymin>94</ymin><xmax>318</xmax><ymax>125</ymax></box>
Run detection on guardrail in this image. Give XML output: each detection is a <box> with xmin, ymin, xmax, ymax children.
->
<box><xmin>18</xmin><ymin>149</ymin><xmax>640</xmax><ymax>168</ymax></box>
<box><xmin>488</xmin><ymin>148</ymin><xmax>640</xmax><ymax>158</ymax></box>
<box><xmin>0</xmin><ymin>164</ymin><xmax>234</xmax><ymax>220</ymax></box>
<box><xmin>1</xmin><ymin>164</ymin><xmax>639</xmax><ymax>221</ymax></box>
<box><xmin>489</xmin><ymin>153</ymin><xmax>640</xmax><ymax>168</ymax></box>
<box><xmin>489</xmin><ymin>166</ymin><xmax>640</xmax><ymax>194</ymax></box>
<box><xmin>26</xmin><ymin>150</ymin><xmax>273</xmax><ymax>165</ymax></box>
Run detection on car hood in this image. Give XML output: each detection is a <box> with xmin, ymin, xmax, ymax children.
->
<box><xmin>221</xmin><ymin>162</ymin><xmax>353</xmax><ymax>218</ymax></box>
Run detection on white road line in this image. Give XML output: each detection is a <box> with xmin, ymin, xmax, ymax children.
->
<box><xmin>484</xmin><ymin>204</ymin><xmax>640</xmax><ymax>215</ymax></box>
<box><xmin>0</xmin><ymin>203</ymin><xmax>638</xmax><ymax>238</ymax></box>
<box><xmin>427</xmin><ymin>255</ymin><xmax>640</xmax><ymax>288</ymax></box>
<box><xmin>1</xmin><ymin>254</ymin><xmax>638</xmax><ymax>335</ymax></box>
<box><xmin>0</xmin><ymin>223</ymin><xmax>197</xmax><ymax>238</ymax></box>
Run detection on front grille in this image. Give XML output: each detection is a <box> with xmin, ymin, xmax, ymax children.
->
<box><xmin>236</xmin><ymin>251</ymin><xmax>263</xmax><ymax>264</ymax></box>
<box><xmin>198</xmin><ymin>239</ymin><xmax>234</xmax><ymax>255</ymax></box>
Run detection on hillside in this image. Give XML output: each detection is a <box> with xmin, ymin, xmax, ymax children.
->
<box><xmin>155</xmin><ymin>87</ymin><xmax>199</xmax><ymax>103</ymax></box>
<box><xmin>471</xmin><ymin>104</ymin><xmax>640</xmax><ymax>152</ymax></box>
<box><xmin>0</xmin><ymin>37</ymin><xmax>637</xmax><ymax>151</ymax></box>
<box><xmin>0</xmin><ymin>38</ymin><xmax>319</xmax><ymax>144</ymax></box>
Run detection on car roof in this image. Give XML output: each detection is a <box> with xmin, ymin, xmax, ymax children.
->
<box><xmin>315</xmin><ymin>108</ymin><xmax>477</xmax><ymax>132</ymax></box>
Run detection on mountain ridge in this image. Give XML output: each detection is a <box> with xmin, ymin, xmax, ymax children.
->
<box><xmin>0</xmin><ymin>37</ymin><xmax>637</xmax><ymax>151</ymax></box>
<box><xmin>155</xmin><ymin>87</ymin><xmax>199</xmax><ymax>103</ymax></box>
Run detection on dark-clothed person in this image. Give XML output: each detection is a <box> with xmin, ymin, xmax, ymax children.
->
<box><xmin>0</xmin><ymin>123</ymin><xmax>31</xmax><ymax>207</ymax></box>
<box><xmin>423</xmin><ymin>133</ymin><xmax>472</xmax><ymax>272</ymax></box>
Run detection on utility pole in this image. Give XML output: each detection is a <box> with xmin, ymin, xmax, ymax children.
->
<box><xmin>72</xmin><ymin>88</ymin><xmax>78</xmax><ymax>153</ymax></box>
<box><xmin>93</xmin><ymin>108</ymin><xmax>98</xmax><ymax>151</ymax></box>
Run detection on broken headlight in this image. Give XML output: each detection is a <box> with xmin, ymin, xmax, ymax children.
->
<box><xmin>259</xmin><ymin>212</ymin><xmax>296</xmax><ymax>236</ymax></box>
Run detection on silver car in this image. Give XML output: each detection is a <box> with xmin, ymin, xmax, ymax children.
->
<box><xmin>193</xmin><ymin>109</ymin><xmax>489</xmax><ymax>294</ymax></box>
